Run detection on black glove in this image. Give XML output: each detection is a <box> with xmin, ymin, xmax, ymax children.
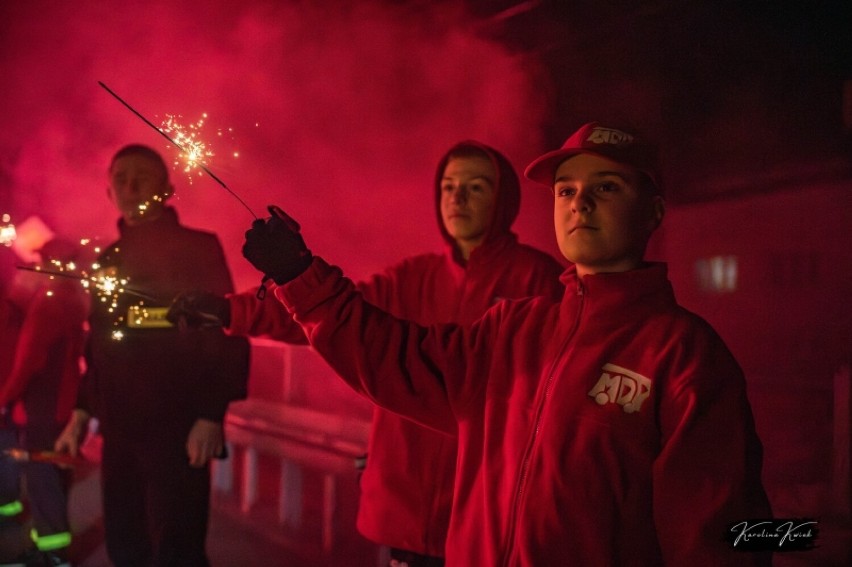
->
<box><xmin>167</xmin><ymin>291</ymin><xmax>231</xmax><ymax>328</ymax></box>
<box><xmin>242</xmin><ymin>205</ymin><xmax>313</xmax><ymax>285</ymax></box>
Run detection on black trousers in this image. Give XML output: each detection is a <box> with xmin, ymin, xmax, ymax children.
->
<box><xmin>0</xmin><ymin>422</ymin><xmax>72</xmax><ymax>559</ymax></box>
<box><xmin>20</xmin><ymin>421</ymin><xmax>73</xmax><ymax>546</ymax></box>
<box><xmin>389</xmin><ymin>548</ymin><xmax>445</xmax><ymax>567</ymax></box>
<box><xmin>101</xmin><ymin>436</ymin><xmax>211</xmax><ymax>567</ymax></box>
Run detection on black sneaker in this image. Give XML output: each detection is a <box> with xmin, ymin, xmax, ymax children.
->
<box><xmin>31</xmin><ymin>552</ymin><xmax>70</xmax><ymax>567</ymax></box>
<box><xmin>0</xmin><ymin>548</ymin><xmax>35</xmax><ymax>567</ymax></box>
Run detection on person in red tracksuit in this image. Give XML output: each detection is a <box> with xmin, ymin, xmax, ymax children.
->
<box><xmin>239</xmin><ymin>122</ymin><xmax>773</xmax><ymax>566</ymax></box>
<box><xmin>168</xmin><ymin>141</ymin><xmax>565</xmax><ymax>566</ymax></box>
<box><xmin>0</xmin><ymin>239</ymin><xmax>87</xmax><ymax>567</ymax></box>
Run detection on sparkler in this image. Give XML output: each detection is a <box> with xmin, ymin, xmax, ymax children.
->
<box><xmin>98</xmin><ymin>81</ymin><xmax>257</xmax><ymax>219</ymax></box>
<box><xmin>15</xmin><ymin>265</ymin><xmax>159</xmax><ymax>304</ymax></box>
<box><xmin>17</xmin><ymin>261</ymin><xmax>166</xmax><ymax>341</ymax></box>
<box><xmin>3</xmin><ymin>448</ymin><xmax>83</xmax><ymax>469</ymax></box>
<box><xmin>159</xmin><ymin>113</ymin><xmax>214</xmax><ymax>184</ymax></box>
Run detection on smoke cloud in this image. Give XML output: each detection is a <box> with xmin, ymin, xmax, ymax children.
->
<box><xmin>0</xmin><ymin>0</ymin><xmax>562</xmax><ymax>289</ymax></box>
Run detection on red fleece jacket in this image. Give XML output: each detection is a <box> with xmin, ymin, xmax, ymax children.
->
<box><xmin>275</xmin><ymin>258</ymin><xmax>772</xmax><ymax>566</ymax></box>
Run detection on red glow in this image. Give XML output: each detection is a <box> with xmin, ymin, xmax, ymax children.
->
<box><xmin>0</xmin><ymin>1</ymin><xmax>562</xmax><ymax>290</ymax></box>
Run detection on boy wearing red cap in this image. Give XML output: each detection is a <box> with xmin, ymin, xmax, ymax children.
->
<box><xmin>240</xmin><ymin>123</ymin><xmax>772</xmax><ymax>566</ymax></box>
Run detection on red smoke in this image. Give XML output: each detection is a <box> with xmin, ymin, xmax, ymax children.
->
<box><xmin>0</xmin><ymin>0</ymin><xmax>563</xmax><ymax>290</ymax></box>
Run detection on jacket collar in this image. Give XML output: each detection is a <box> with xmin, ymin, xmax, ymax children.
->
<box><xmin>561</xmin><ymin>262</ymin><xmax>675</xmax><ymax>311</ymax></box>
<box><xmin>443</xmin><ymin>232</ymin><xmax>518</xmax><ymax>272</ymax></box>
<box><xmin>117</xmin><ymin>206</ymin><xmax>180</xmax><ymax>236</ymax></box>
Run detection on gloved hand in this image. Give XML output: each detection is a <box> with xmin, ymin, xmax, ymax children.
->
<box><xmin>242</xmin><ymin>205</ymin><xmax>313</xmax><ymax>285</ymax></box>
<box><xmin>167</xmin><ymin>291</ymin><xmax>231</xmax><ymax>328</ymax></box>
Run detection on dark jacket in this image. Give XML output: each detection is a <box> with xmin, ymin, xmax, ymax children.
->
<box><xmin>78</xmin><ymin>207</ymin><xmax>249</xmax><ymax>444</ymax></box>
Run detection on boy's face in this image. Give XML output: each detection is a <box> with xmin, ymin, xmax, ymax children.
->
<box><xmin>552</xmin><ymin>153</ymin><xmax>663</xmax><ymax>277</ymax></box>
<box><xmin>107</xmin><ymin>154</ymin><xmax>172</xmax><ymax>225</ymax></box>
<box><xmin>440</xmin><ymin>156</ymin><xmax>497</xmax><ymax>249</ymax></box>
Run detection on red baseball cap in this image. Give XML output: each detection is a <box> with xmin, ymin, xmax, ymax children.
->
<box><xmin>524</xmin><ymin>122</ymin><xmax>661</xmax><ymax>192</ymax></box>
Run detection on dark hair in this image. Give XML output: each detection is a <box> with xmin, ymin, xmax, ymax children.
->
<box><xmin>445</xmin><ymin>144</ymin><xmax>492</xmax><ymax>163</ymax></box>
<box><xmin>109</xmin><ymin>144</ymin><xmax>169</xmax><ymax>182</ymax></box>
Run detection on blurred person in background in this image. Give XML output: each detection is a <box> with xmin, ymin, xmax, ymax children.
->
<box><xmin>0</xmin><ymin>243</ymin><xmax>26</xmax><ymax>565</ymax></box>
<box><xmin>54</xmin><ymin>145</ymin><xmax>249</xmax><ymax>567</ymax></box>
<box><xmin>0</xmin><ymin>237</ymin><xmax>88</xmax><ymax>567</ymax></box>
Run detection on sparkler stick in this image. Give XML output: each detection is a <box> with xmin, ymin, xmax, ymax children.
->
<box><xmin>15</xmin><ymin>265</ymin><xmax>160</xmax><ymax>304</ymax></box>
<box><xmin>98</xmin><ymin>81</ymin><xmax>257</xmax><ymax>219</ymax></box>
<box><xmin>3</xmin><ymin>448</ymin><xmax>84</xmax><ymax>469</ymax></box>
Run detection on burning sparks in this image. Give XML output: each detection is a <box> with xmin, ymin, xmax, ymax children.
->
<box><xmin>98</xmin><ymin>82</ymin><xmax>256</xmax><ymax>219</ymax></box>
<box><xmin>158</xmin><ymin>113</ymin><xmax>242</xmax><ymax>186</ymax></box>
<box><xmin>133</xmin><ymin>195</ymin><xmax>166</xmax><ymax>219</ymax></box>
<box><xmin>159</xmin><ymin>113</ymin><xmax>216</xmax><ymax>184</ymax></box>
<box><xmin>34</xmin><ymin>254</ymin><xmax>130</xmax><ymax>314</ymax></box>
<box><xmin>84</xmin><ymin>268</ymin><xmax>129</xmax><ymax>313</ymax></box>
<box><xmin>24</xmin><ymin>263</ymin><xmax>131</xmax><ymax>341</ymax></box>
<box><xmin>22</xmin><ymin>239</ymin><xmax>159</xmax><ymax>341</ymax></box>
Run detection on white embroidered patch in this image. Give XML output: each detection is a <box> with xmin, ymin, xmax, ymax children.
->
<box><xmin>586</xmin><ymin>127</ymin><xmax>634</xmax><ymax>146</ymax></box>
<box><xmin>587</xmin><ymin>363</ymin><xmax>652</xmax><ymax>413</ymax></box>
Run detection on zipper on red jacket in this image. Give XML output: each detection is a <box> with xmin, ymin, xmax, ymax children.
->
<box><xmin>456</xmin><ymin>268</ymin><xmax>469</xmax><ymax>320</ymax></box>
<box><xmin>499</xmin><ymin>282</ymin><xmax>585</xmax><ymax>566</ymax></box>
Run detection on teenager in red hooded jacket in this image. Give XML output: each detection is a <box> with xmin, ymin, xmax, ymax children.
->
<box><xmin>169</xmin><ymin>141</ymin><xmax>565</xmax><ymax>566</ymax></box>
<box><xmin>239</xmin><ymin>122</ymin><xmax>772</xmax><ymax>566</ymax></box>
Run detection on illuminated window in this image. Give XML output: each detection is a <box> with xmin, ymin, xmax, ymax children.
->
<box><xmin>695</xmin><ymin>255</ymin><xmax>738</xmax><ymax>293</ymax></box>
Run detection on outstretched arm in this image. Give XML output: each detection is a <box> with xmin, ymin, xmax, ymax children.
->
<box><xmin>242</xmin><ymin>206</ymin><xmax>481</xmax><ymax>433</ymax></box>
<box><xmin>167</xmin><ymin>287</ymin><xmax>309</xmax><ymax>344</ymax></box>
